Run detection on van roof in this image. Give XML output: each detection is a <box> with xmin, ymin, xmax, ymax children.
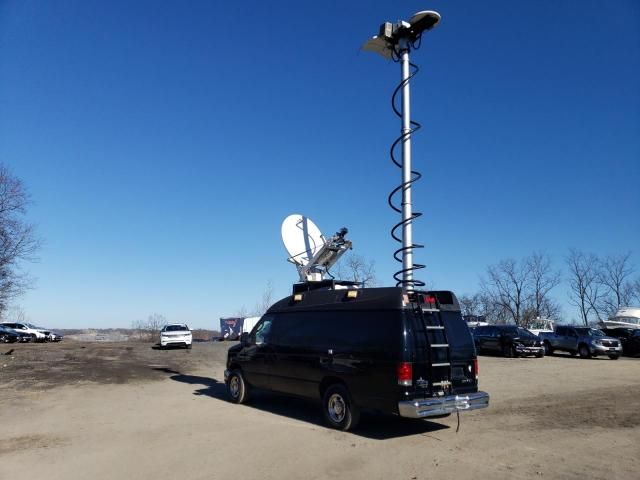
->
<box><xmin>267</xmin><ymin>287</ymin><xmax>461</xmax><ymax>314</ymax></box>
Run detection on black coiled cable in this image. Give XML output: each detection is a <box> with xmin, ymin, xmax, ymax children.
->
<box><xmin>388</xmin><ymin>42</ymin><xmax>425</xmax><ymax>289</ymax></box>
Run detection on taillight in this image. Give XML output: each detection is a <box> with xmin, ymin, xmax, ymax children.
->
<box><xmin>474</xmin><ymin>358</ymin><xmax>479</xmax><ymax>380</ymax></box>
<box><xmin>423</xmin><ymin>295</ymin><xmax>437</xmax><ymax>307</ymax></box>
<box><xmin>397</xmin><ymin>362</ymin><xmax>413</xmax><ymax>386</ymax></box>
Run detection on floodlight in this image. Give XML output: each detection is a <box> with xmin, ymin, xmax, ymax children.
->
<box><xmin>362</xmin><ymin>10</ymin><xmax>441</xmax><ymax>60</ymax></box>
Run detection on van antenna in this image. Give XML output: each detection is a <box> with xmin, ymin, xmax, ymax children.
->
<box><xmin>363</xmin><ymin>10</ymin><xmax>442</xmax><ymax>292</ymax></box>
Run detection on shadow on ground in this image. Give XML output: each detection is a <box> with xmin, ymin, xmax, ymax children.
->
<box><xmin>151</xmin><ymin>345</ymin><xmax>192</xmax><ymax>351</ymax></box>
<box><xmin>153</xmin><ymin>368</ymin><xmax>450</xmax><ymax>440</ymax></box>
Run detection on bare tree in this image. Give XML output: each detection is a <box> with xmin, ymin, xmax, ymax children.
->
<box><xmin>335</xmin><ymin>253</ymin><xmax>377</xmax><ymax>287</ymax></box>
<box><xmin>458</xmin><ymin>293</ymin><xmax>482</xmax><ymax>317</ymax></box>
<box><xmin>566</xmin><ymin>249</ymin><xmax>604</xmax><ymax>325</ymax></box>
<box><xmin>526</xmin><ymin>252</ymin><xmax>561</xmax><ymax>320</ymax></box>
<box><xmin>599</xmin><ymin>253</ymin><xmax>635</xmax><ymax>316</ymax></box>
<box><xmin>632</xmin><ymin>278</ymin><xmax>640</xmax><ymax>305</ymax></box>
<box><xmin>0</xmin><ymin>165</ymin><xmax>41</xmax><ymax>315</ymax></box>
<box><xmin>481</xmin><ymin>258</ymin><xmax>531</xmax><ymax>325</ymax></box>
<box><xmin>6</xmin><ymin>305</ymin><xmax>28</xmax><ymax>323</ymax></box>
<box><xmin>131</xmin><ymin>313</ymin><xmax>167</xmax><ymax>342</ymax></box>
<box><xmin>253</xmin><ymin>280</ymin><xmax>274</xmax><ymax>316</ymax></box>
<box><xmin>234</xmin><ymin>306</ymin><xmax>249</xmax><ymax>318</ymax></box>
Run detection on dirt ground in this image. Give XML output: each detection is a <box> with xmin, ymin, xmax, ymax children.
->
<box><xmin>1</xmin><ymin>341</ymin><xmax>638</xmax><ymax>480</ymax></box>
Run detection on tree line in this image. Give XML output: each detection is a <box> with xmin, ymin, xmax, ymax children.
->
<box><xmin>460</xmin><ymin>250</ymin><xmax>640</xmax><ymax>327</ymax></box>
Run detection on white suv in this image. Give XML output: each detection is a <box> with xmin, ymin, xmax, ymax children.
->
<box><xmin>160</xmin><ymin>324</ymin><xmax>192</xmax><ymax>349</ymax></box>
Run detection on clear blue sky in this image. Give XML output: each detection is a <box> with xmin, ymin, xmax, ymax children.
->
<box><xmin>1</xmin><ymin>1</ymin><xmax>638</xmax><ymax>328</ymax></box>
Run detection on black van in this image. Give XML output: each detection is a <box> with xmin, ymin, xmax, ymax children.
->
<box><xmin>224</xmin><ymin>285</ymin><xmax>489</xmax><ymax>430</ymax></box>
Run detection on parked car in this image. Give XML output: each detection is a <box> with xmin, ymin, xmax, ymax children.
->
<box><xmin>472</xmin><ymin>325</ymin><xmax>545</xmax><ymax>358</ymax></box>
<box><xmin>159</xmin><ymin>324</ymin><xmax>192</xmax><ymax>349</ymax></box>
<box><xmin>225</xmin><ymin>288</ymin><xmax>489</xmax><ymax>431</ymax></box>
<box><xmin>0</xmin><ymin>322</ymin><xmax>47</xmax><ymax>342</ymax></box>
<box><xmin>526</xmin><ymin>318</ymin><xmax>555</xmax><ymax>336</ymax></box>
<box><xmin>539</xmin><ymin>326</ymin><xmax>622</xmax><ymax>359</ymax></box>
<box><xmin>47</xmin><ymin>331</ymin><xmax>64</xmax><ymax>342</ymax></box>
<box><xmin>601</xmin><ymin>328</ymin><xmax>640</xmax><ymax>357</ymax></box>
<box><xmin>0</xmin><ymin>324</ymin><xmax>32</xmax><ymax>343</ymax></box>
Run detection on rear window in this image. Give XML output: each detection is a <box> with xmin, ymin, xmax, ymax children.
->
<box><xmin>441</xmin><ymin>311</ymin><xmax>476</xmax><ymax>360</ymax></box>
<box><xmin>164</xmin><ymin>325</ymin><xmax>188</xmax><ymax>332</ymax></box>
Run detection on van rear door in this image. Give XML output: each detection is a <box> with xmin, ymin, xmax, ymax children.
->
<box><xmin>406</xmin><ymin>296</ymin><xmax>477</xmax><ymax>398</ymax></box>
<box><xmin>440</xmin><ymin>311</ymin><xmax>477</xmax><ymax>394</ymax></box>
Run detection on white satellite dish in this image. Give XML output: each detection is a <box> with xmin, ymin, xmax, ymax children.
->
<box><xmin>281</xmin><ymin>214</ymin><xmax>325</xmax><ymax>266</ymax></box>
<box><xmin>281</xmin><ymin>214</ymin><xmax>352</xmax><ymax>283</ymax></box>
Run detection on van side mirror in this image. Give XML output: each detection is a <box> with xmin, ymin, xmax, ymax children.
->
<box><xmin>240</xmin><ymin>332</ymin><xmax>250</xmax><ymax>346</ymax></box>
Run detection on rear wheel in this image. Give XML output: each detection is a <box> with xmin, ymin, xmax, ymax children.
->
<box><xmin>226</xmin><ymin>370</ymin><xmax>250</xmax><ymax>404</ymax></box>
<box><xmin>322</xmin><ymin>384</ymin><xmax>360</xmax><ymax>431</ymax></box>
<box><xmin>578</xmin><ymin>344</ymin><xmax>591</xmax><ymax>359</ymax></box>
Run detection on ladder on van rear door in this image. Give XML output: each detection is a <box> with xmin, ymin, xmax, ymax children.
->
<box><xmin>413</xmin><ymin>299</ymin><xmax>452</xmax><ymax>396</ymax></box>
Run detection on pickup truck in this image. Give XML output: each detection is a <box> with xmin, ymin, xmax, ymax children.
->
<box><xmin>539</xmin><ymin>326</ymin><xmax>622</xmax><ymax>359</ymax></box>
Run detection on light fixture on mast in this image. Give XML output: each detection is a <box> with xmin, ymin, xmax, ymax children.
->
<box><xmin>363</xmin><ymin>10</ymin><xmax>441</xmax><ymax>292</ymax></box>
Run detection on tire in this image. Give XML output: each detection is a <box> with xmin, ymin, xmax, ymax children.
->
<box><xmin>226</xmin><ymin>370</ymin><xmax>250</xmax><ymax>404</ymax></box>
<box><xmin>578</xmin><ymin>344</ymin><xmax>591</xmax><ymax>359</ymax></box>
<box><xmin>536</xmin><ymin>350</ymin><xmax>545</xmax><ymax>358</ymax></box>
<box><xmin>186</xmin><ymin>343</ymin><xmax>192</xmax><ymax>350</ymax></box>
<box><xmin>608</xmin><ymin>354</ymin><xmax>619</xmax><ymax>360</ymax></box>
<box><xmin>322</xmin><ymin>384</ymin><xmax>360</xmax><ymax>431</ymax></box>
<box><xmin>502</xmin><ymin>344</ymin><xmax>514</xmax><ymax>358</ymax></box>
<box><xmin>543</xmin><ymin>341</ymin><xmax>554</xmax><ymax>356</ymax></box>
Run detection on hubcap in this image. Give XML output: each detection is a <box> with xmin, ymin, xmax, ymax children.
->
<box><xmin>229</xmin><ymin>376</ymin><xmax>240</xmax><ymax>398</ymax></box>
<box><xmin>328</xmin><ymin>393</ymin><xmax>346</xmax><ymax>423</ymax></box>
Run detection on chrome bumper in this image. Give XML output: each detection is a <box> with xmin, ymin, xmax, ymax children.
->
<box><xmin>592</xmin><ymin>344</ymin><xmax>622</xmax><ymax>354</ymax></box>
<box><xmin>514</xmin><ymin>345</ymin><xmax>544</xmax><ymax>354</ymax></box>
<box><xmin>398</xmin><ymin>391</ymin><xmax>490</xmax><ymax>419</ymax></box>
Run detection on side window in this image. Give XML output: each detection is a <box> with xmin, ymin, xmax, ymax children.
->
<box><xmin>252</xmin><ymin>315</ymin><xmax>274</xmax><ymax>345</ymax></box>
<box><xmin>276</xmin><ymin>313</ymin><xmax>318</xmax><ymax>348</ymax></box>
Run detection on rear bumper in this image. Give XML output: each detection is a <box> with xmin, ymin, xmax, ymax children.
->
<box><xmin>398</xmin><ymin>391</ymin><xmax>490</xmax><ymax>419</ymax></box>
<box><xmin>514</xmin><ymin>344</ymin><xmax>544</xmax><ymax>354</ymax></box>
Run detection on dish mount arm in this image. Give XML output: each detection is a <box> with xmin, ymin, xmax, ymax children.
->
<box><xmin>291</xmin><ymin>228</ymin><xmax>352</xmax><ymax>282</ymax></box>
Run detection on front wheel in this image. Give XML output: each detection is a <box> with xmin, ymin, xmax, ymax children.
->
<box><xmin>502</xmin><ymin>344</ymin><xmax>514</xmax><ymax>358</ymax></box>
<box><xmin>544</xmin><ymin>341</ymin><xmax>554</xmax><ymax>356</ymax></box>
<box><xmin>322</xmin><ymin>384</ymin><xmax>360</xmax><ymax>431</ymax></box>
<box><xmin>226</xmin><ymin>370</ymin><xmax>250</xmax><ymax>404</ymax></box>
<box><xmin>579</xmin><ymin>344</ymin><xmax>591</xmax><ymax>359</ymax></box>
<box><xmin>608</xmin><ymin>354</ymin><xmax>619</xmax><ymax>360</ymax></box>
